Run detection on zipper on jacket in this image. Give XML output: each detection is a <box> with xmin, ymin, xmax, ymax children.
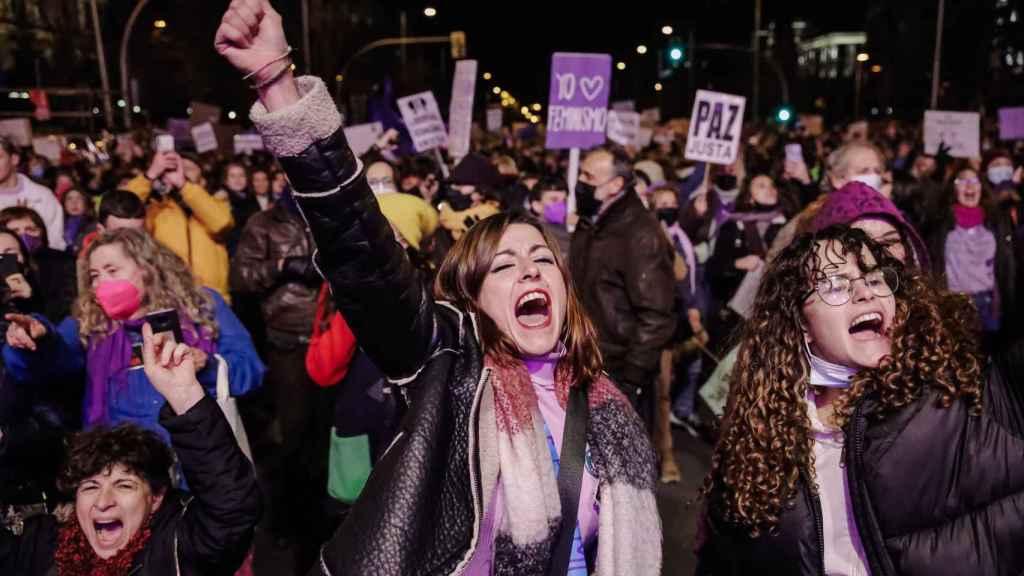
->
<box><xmin>846</xmin><ymin>402</ymin><xmax>892</xmax><ymax>576</ymax></box>
<box><xmin>803</xmin><ymin>474</ymin><xmax>827</xmax><ymax>576</ymax></box>
<box><xmin>452</xmin><ymin>366</ymin><xmax>491</xmax><ymax>576</ymax></box>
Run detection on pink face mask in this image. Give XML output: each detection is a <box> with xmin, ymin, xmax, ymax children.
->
<box><xmin>94</xmin><ymin>280</ymin><xmax>142</xmax><ymax>321</ymax></box>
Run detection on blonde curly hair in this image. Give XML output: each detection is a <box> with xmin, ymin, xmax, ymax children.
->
<box><xmin>75</xmin><ymin>229</ymin><xmax>217</xmax><ymax>344</ymax></box>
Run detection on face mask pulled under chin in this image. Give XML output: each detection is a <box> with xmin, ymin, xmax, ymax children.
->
<box><xmin>804</xmin><ymin>340</ymin><xmax>859</xmax><ymax>388</ymax></box>
<box><xmin>850</xmin><ymin>173</ymin><xmax>883</xmax><ymax>192</ymax></box>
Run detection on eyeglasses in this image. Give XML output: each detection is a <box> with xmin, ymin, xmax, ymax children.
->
<box><xmin>954</xmin><ymin>177</ymin><xmax>981</xmax><ymax>188</ymax></box>
<box><xmin>803</xmin><ymin>267</ymin><xmax>899</xmax><ymax>307</ymax></box>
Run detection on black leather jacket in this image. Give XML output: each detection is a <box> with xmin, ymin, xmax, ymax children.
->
<box><xmin>276</xmin><ymin>127</ymin><xmax>496</xmax><ymax>575</ymax></box>
<box><xmin>0</xmin><ymin>396</ymin><xmax>261</xmax><ymax>575</ymax></box>
<box><xmin>569</xmin><ymin>190</ymin><xmax>676</xmax><ymax>393</ymax></box>
<box><xmin>701</xmin><ymin>342</ymin><xmax>1024</xmax><ymax>576</ymax></box>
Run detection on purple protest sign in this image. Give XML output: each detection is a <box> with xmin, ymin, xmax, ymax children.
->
<box><xmin>545</xmin><ymin>52</ymin><xmax>612</xmax><ymax>150</ymax></box>
<box><xmin>998</xmin><ymin>107</ymin><xmax>1024</xmax><ymax>141</ymax></box>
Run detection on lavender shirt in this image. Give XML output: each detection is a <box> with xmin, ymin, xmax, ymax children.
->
<box><xmin>944</xmin><ymin>225</ymin><xmax>997</xmax><ymax>295</ymax></box>
<box><xmin>465</xmin><ymin>353</ymin><xmax>600</xmax><ymax>574</ymax></box>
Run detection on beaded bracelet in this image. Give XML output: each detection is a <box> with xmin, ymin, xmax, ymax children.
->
<box><xmin>242</xmin><ymin>45</ymin><xmax>294</xmax><ymax>81</ymax></box>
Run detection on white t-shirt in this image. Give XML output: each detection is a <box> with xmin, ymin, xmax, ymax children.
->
<box><xmin>0</xmin><ymin>174</ymin><xmax>66</xmax><ymax>250</ymax></box>
<box><xmin>805</xmin><ymin>391</ymin><xmax>870</xmax><ymax>576</ymax></box>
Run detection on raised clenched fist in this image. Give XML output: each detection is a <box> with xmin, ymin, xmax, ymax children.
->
<box><xmin>214</xmin><ymin>0</ymin><xmax>290</xmax><ymax>83</ymax></box>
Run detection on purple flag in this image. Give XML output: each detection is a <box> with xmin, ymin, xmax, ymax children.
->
<box><xmin>998</xmin><ymin>107</ymin><xmax>1024</xmax><ymax>141</ymax></box>
<box><xmin>545</xmin><ymin>53</ymin><xmax>612</xmax><ymax>150</ymax></box>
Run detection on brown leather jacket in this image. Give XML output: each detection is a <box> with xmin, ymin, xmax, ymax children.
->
<box><xmin>229</xmin><ymin>203</ymin><xmax>318</xmax><ymax>338</ymax></box>
<box><xmin>570</xmin><ymin>189</ymin><xmax>677</xmax><ymax>393</ymax></box>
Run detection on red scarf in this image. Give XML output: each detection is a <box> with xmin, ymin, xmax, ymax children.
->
<box><xmin>953</xmin><ymin>204</ymin><xmax>985</xmax><ymax>229</ymax></box>
<box><xmin>54</xmin><ymin>519</ymin><xmax>152</xmax><ymax>576</ymax></box>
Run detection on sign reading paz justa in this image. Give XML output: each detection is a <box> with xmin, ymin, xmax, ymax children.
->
<box><xmin>397</xmin><ymin>91</ymin><xmax>448</xmax><ymax>153</ymax></box>
<box><xmin>685</xmin><ymin>90</ymin><xmax>746</xmax><ymax>165</ymax></box>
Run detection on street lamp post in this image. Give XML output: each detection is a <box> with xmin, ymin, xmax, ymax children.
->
<box><xmin>119</xmin><ymin>0</ymin><xmax>149</xmax><ymax>130</ymax></box>
<box><xmin>89</xmin><ymin>0</ymin><xmax>115</xmax><ymax>128</ymax></box>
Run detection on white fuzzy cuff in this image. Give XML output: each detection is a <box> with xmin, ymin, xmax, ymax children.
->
<box><xmin>249</xmin><ymin>76</ymin><xmax>342</xmax><ymax>157</ymax></box>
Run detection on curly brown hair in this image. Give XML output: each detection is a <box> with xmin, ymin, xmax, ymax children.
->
<box><xmin>703</xmin><ymin>225</ymin><xmax>984</xmax><ymax>536</ymax></box>
<box><xmin>58</xmin><ymin>424</ymin><xmax>174</xmax><ymax>496</ymax></box>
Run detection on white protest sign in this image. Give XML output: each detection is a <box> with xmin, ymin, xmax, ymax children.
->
<box><xmin>684</xmin><ymin>90</ymin><xmax>746</xmax><ymax>165</ymax></box>
<box><xmin>606</xmin><ymin>110</ymin><xmax>640</xmax><ymax>147</ymax></box>
<box><xmin>448</xmin><ymin>60</ymin><xmax>477</xmax><ymax>159</ymax></box>
<box><xmin>640</xmin><ymin>107</ymin><xmax>661</xmax><ymax>126</ymax></box>
<box><xmin>342</xmin><ymin>122</ymin><xmax>384</xmax><ymax>157</ymax></box>
<box><xmin>190</xmin><ymin>122</ymin><xmax>218</xmax><ymax>154</ymax></box>
<box><xmin>32</xmin><ymin>136</ymin><xmax>64</xmax><ymax>162</ymax></box>
<box><xmin>924</xmin><ymin>110</ymin><xmax>980</xmax><ymax>159</ymax></box>
<box><xmin>612</xmin><ymin>100</ymin><xmax>635</xmax><ymax>111</ymax></box>
<box><xmin>486</xmin><ymin>107</ymin><xmax>503</xmax><ymax>133</ymax></box>
<box><xmin>0</xmin><ymin>118</ymin><xmax>33</xmax><ymax>147</ymax></box>
<box><xmin>233</xmin><ymin>133</ymin><xmax>264</xmax><ymax>155</ymax></box>
<box><xmin>397</xmin><ymin>91</ymin><xmax>448</xmax><ymax>152</ymax></box>
<box><xmin>635</xmin><ymin>127</ymin><xmax>654</xmax><ymax>149</ymax></box>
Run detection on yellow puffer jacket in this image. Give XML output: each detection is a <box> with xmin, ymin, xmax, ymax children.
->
<box><xmin>124</xmin><ymin>175</ymin><xmax>234</xmax><ymax>301</ymax></box>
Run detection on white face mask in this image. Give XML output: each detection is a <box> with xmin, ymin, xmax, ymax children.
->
<box><xmin>804</xmin><ymin>340</ymin><xmax>858</xmax><ymax>388</ymax></box>
<box><xmin>850</xmin><ymin>173</ymin><xmax>882</xmax><ymax>192</ymax></box>
<box><xmin>987</xmin><ymin>165</ymin><xmax>1013</xmax><ymax>186</ymax></box>
<box><xmin>369</xmin><ymin>181</ymin><xmax>396</xmax><ymax>195</ymax></box>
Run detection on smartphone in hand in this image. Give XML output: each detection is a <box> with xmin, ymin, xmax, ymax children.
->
<box><xmin>0</xmin><ymin>254</ymin><xmax>19</xmax><ymax>281</ymax></box>
<box><xmin>130</xmin><ymin>309</ymin><xmax>184</xmax><ymax>370</ymax></box>
<box><xmin>155</xmin><ymin>134</ymin><xmax>175</xmax><ymax>153</ymax></box>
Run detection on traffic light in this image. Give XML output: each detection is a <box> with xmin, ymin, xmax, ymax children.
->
<box><xmin>775</xmin><ymin>106</ymin><xmax>793</xmax><ymax>124</ymax></box>
<box><xmin>667</xmin><ymin>37</ymin><xmax>686</xmax><ymax>69</ymax></box>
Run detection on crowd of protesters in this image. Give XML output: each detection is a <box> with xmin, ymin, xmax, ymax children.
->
<box><xmin>0</xmin><ymin>1</ymin><xmax>1022</xmax><ymax>574</ymax></box>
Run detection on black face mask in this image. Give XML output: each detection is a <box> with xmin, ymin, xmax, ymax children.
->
<box><xmin>575</xmin><ymin>181</ymin><xmax>601</xmax><ymax>218</ymax></box>
<box><xmin>447</xmin><ymin>190</ymin><xmax>474</xmax><ymax>211</ymax></box>
<box><xmin>655</xmin><ymin>208</ymin><xmax>677</xmax><ymax>226</ymax></box>
<box><xmin>715</xmin><ymin>174</ymin><xmax>738</xmax><ymax>191</ymax></box>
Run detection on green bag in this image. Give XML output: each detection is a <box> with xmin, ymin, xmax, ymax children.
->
<box><xmin>327</xmin><ymin>428</ymin><xmax>373</xmax><ymax>504</ymax></box>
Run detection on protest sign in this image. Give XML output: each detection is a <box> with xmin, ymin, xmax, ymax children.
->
<box><xmin>640</xmin><ymin>107</ymin><xmax>661</xmax><ymax>126</ymax></box>
<box><xmin>342</xmin><ymin>122</ymin><xmax>384</xmax><ymax>157</ymax></box>
<box><xmin>998</xmin><ymin>107</ymin><xmax>1024</xmax><ymax>141</ymax></box>
<box><xmin>191</xmin><ymin>122</ymin><xmax>218</xmax><ymax>154</ymax></box>
<box><xmin>189</xmin><ymin>102</ymin><xmax>221</xmax><ymax>126</ymax></box>
<box><xmin>233</xmin><ymin>134</ymin><xmax>264</xmax><ymax>155</ymax></box>
<box><xmin>544</xmin><ymin>52</ymin><xmax>612</xmax><ymax>149</ymax></box>
<box><xmin>448</xmin><ymin>60</ymin><xmax>478</xmax><ymax>159</ymax></box>
<box><xmin>486</xmin><ymin>107</ymin><xmax>503</xmax><ymax>133</ymax></box>
<box><xmin>635</xmin><ymin>127</ymin><xmax>654</xmax><ymax>149</ymax></box>
<box><xmin>32</xmin><ymin>136</ymin><xmax>64</xmax><ymax>162</ymax></box>
<box><xmin>606</xmin><ymin>110</ymin><xmax>641</xmax><ymax>147</ymax></box>
<box><xmin>924</xmin><ymin>110</ymin><xmax>980</xmax><ymax>159</ymax></box>
<box><xmin>684</xmin><ymin>90</ymin><xmax>746</xmax><ymax>165</ymax></box>
<box><xmin>797</xmin><ymin>114</ymin><xmax>824</xmax><ymax>136</ymax></box>
<box><xmin>612</xmin><ymin>100</ymin><xmax>636</xmax><ymax>111</ymax></box>
<box><xmin>166</xmin><ymin>118</ymin><xmax>191</xmax><ymax>144</ymax></box>
<box><xmin>0</xmin><ymin>118</ymin><xmax>33</xmax><ymax>147</ymax></box>
<box><xmin>397</xmin><ymin>91</ymin><xmax>448</xmax><ymax>152</ymax></box>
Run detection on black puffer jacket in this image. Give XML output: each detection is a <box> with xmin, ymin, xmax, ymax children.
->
<box><xmin>0</xmin><ymin>396</ymin><xmax>261</xmax><ymax>575</ymax></box>
<box><xmin>700</xmin><ymin>342</ymin><xmax>1024</xmax><ymax>575</ymax></box>
<box><xmin>569</xmin><ymin>190</ymin><xmax>676</xmax><ymax>394</ymax></box>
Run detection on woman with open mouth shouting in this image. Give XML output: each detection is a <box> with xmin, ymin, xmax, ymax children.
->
<box><xmin>0</xmin><ymin>323</ymin><xmax>260</xmax><ymax>575</ymax></box>
<box><xmin>214</xmin><ymin>1</ymin><xmax>660</xmax><ymax>574</ymax></box>
<box><xmin>698</xmin><ymin>225</ymin><xmax>1024</xmax><ymax>576</ymax></box>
